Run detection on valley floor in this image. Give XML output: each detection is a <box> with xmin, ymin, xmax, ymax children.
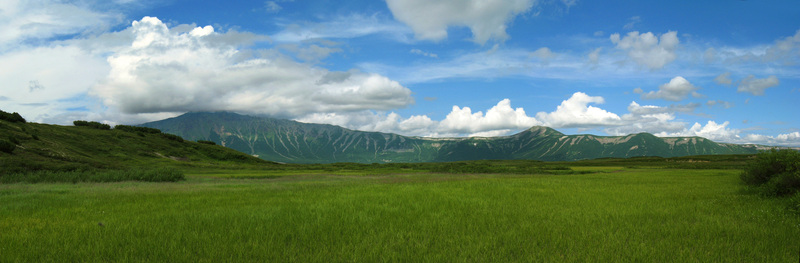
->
<box><xmin>1</xmin><ymin>167</ymin><xmax>798</xmax><ymax>262</ymax></box>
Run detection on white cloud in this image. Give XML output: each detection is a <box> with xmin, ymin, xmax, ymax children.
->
<box><xmin>0</xmin><ymin>44</ymin><xmax>109</xmax><ymax>123</ymax></box>
<box><xmin>280</xmin><ymin>42</ymin><xmax>343</xmax><ymax>62</ymax></box>
<box><xmin>298</xmin><ymin>93</ymin><xmax>798</xmax><ymax>146</ymax></box>
<box><xmin>703</xmin><ymin>47</ymin><xmax>716</xmax><ymax>63</ymax></box>
<box><xmin>623</xmin><ymin>16</ymin><xmax>641</xmax><ymax>30</ymax></box>
<box><xmin>610</xmin><ymin>31</ymin><xmax>679</xmax><ymax>70</ymax></box>
<box><xmin>716</xmin><ymin>30</ymin><xmax>800</xmax><ymax>65</ymax></box>
<box><xmin>297</xmin><ymin>111</ymin><xmax>438</xmax><ymax>136</ymax></box>
<box><xmin>682</xmin><ymin>121</ymin><xmax>740</xmax><ymax>142</ymax></box>
<box><xmin>587</xmin><ymin>47</ymin><xmax>602</xmax><ymax>66</ymax></box>
<box><xmin>604</xmin><ymin>101</ymin><xmax>694</xmax><ymax>136</ymax></box>
<box><xmin>706</xmin><ymin>100</ymin><xmax>733</xmax><ymax>109</ymax></box>
<box><xmin>739</xmin><ymin>132</ymin><xmax>800</xmax><ymax>146</ymax></box>
<box><xmin>410</xmin><ymin>48</ymin><xmax>438</xmax><ymax>58</ymax></box>
<box><xmin>271</xmin><ymin>13</ymin><xmax>412</xmax><ymax>43</ymax></box>
<box><xmin>298</xmin><ymin>99</ymin><xmax>540</xmax><ymax>137</ymax></box>
<box><xmin>361</xmin><ymin>46</ymin><xmax>594</xmax><ymax>85</ymax></box>
<box><xmin>439</xmin><ymin>99</ymin><xmax>541</xmax><ymax>135</ymax></box>
<box><xmin>639</xmin><ymin>76</ymin><xmax>702</xmax><ymax>101</ymax></box>
<box><xmin>530</xmin><ymin>47</ymin><xmax>556</xmax><ymax>64</ymax></box>
<box><xmin>761</xmin><ymin>29</ymin><xmax>800</xmax><ymax>64</ymax></box>
<box><xmin>91</xmin><ymin>17</ymin><xmax>414</xmax><ymax>118</ymax></box>
<box><xmin>713</xmin><ymin>72</ymin><xmax>732</xmax><ymax>85</ymax></box>
<box><xmin>535</xmin><ymin>92</ymin><xmax>622</xmax><ymax>128</ymax></box>
<box><xmin>737</xmin><ymin>75</ymin><xmax>779</xmax><ymax>96</ymax></box>
<box><xmin>626</xmin><ymin>101</ymin><xmax>700</xmax><ymax>115</ymax></box>
<box><xmin>0</xmin><ymin>0</ymin><xmax>121</xmax><ymax>50</ymax></box>
<box><xmin>265</xmin><ymin>1</ymin><xmax>282</xmax><ymax>13</ymax></box>
<box><xmin>385</xmin><ymin>0</ymin><xmax>535</xmax><ymax>44</ymax></box>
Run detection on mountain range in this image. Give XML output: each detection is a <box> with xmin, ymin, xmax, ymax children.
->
<box><xmin>140</xmin><ymin>112</ymin><xmax>761</xmax><ymax>163</ymax></box>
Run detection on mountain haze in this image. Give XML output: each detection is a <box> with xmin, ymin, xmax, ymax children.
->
<box><xmin>141</xmin><ymin>112</ymin><xmax>760</xmax><ymax>163</ymax></box>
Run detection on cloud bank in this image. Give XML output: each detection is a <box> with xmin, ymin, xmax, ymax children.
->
<box><xmin>91</xmin><ymin>17</ymin><xmax>414</xmax><ymax>117</ymax></box>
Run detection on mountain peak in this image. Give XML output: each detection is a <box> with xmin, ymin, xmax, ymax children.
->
<box><xmin>520</xmin><ymin>126</ymin><xmax>564</xmax><ymax>137</ymax></box>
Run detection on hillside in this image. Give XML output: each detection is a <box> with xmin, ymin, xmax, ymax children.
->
<box><xmin>0</xmin><ymin>114</ymin><xmax>272</xmax><ymax>175</ymax></box>
<box><xmin>141</xmin><ymin>112</ymin><xmax>760</xmax><ymax>163</ymax></box>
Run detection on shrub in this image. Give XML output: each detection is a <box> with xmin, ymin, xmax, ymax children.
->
<box><xmin>0</xmin><ymin>110</ymin><xmax>26</xmax><ymax>123</ymax></box>
<box><xmin>197</xmin><ymin>140</ymin><xmax>216</xmax><ymax>145</ymax></box>
<box><xmin>73</xmin><ymin>120</ymin><xmax>111</xmax><ymax>130</ymax></box>
<box><xmin>0</xmin><ymin>167</ymin><xmax>185</xmax><ymax>184</ymax></box>
<box><xmin>114</xmin><ymin>125</ymin><xmax>161</xmax><ymax>134</ymax></box>
<box><xmin>161</xmin><ymin>133</ymin><xmax>184</xmax><ymax>143</ymax></box>
<box><xmin>741</xmin><ymin>149</ymin><xmax>800</xmax><ymax>196</ymax></box>
<box><xmin>0</xmin><ymin>139</ymin><xmax>15</xmax><ymax>153</ymax></box>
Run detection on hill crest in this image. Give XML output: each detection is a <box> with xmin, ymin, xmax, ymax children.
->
<box><xmin>140</xmin><ymin>111</ymin><xmax>759</xmax><ymax>163</ymax></box>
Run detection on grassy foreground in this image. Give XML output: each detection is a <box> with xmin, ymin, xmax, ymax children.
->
<box><xmin>1</xmin><ymin>167</ymin><xmax>798</xmax><ymax>262</ymax></box>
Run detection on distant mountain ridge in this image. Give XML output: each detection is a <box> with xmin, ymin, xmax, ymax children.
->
<box><xmin>140</xmin><ymin>112</ymin><xmax>760</xmax><ymax>163</ymax></box>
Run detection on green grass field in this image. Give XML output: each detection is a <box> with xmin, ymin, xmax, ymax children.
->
<box><xmin>2</xmin><ymin>166</ymin><xmax>798</xmax><ymax>262</ymax></box>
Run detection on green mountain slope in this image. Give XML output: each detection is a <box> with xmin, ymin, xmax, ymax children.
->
<box><xmin>141</xmin><ymin>112</ymin><xmax>760</xmax><ymax>163</ymax></box>
<box><xmin>0</xmin><ymin>115</ymin><xmax>272</xmax><ymax>175</ymax></box>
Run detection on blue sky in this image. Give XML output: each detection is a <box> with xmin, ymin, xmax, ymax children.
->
<box><xmin>1</xmin><ymin>0</ymin><xmax>799</xmax><ymax>146</ymax></box>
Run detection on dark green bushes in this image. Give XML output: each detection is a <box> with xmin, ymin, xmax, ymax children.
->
<box><xmin>427</xmin><ymin>160</ymin><xmax>577</xmax><ymax>174</ymax></box>
<box><xmin>0</xmin><ymin>110</ymin><xmax>26</xmax><ymax>123</ymax></box>
<box><xmin>73</xmin><ymin>120</ymin><xmax>110</xmax><ymax>130</ymax></box>
<box><xmin>114</xmin><ymin>125</ymin><xmax>161</xmax><ymax>134</ymax></box>
<box><xmin>114</xmin><ymin>124</ymin><xmax>183</xmax><ymax>142</ymax></box>
<box><xmin>0</xmin><ymin>167</ymin><xmax>185</xmax><ymax>184</ymax></box>
<box><xmin>197</xmin><ymin>140</ymin><xmax>216</xmax><ymax>145</ymax></box>
<box><xmin>0</xmin><ymin>139</ymin><xmax>15</xmax><ymax>153</ymax></box>
<box><xmin>160</xmin><ymin>133</ymin><xmax>184</xmax><ymax>142</ymax></box>
<box><xmin>741</xmin><ymin>149</ymin><xmax>800</xmax><ymax>196</ymax></box>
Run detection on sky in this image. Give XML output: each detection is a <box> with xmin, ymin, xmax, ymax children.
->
<box><xmin>1</xmin><ymin>0</ymin><xmax>799</xmax><ymax>146</ymax></box>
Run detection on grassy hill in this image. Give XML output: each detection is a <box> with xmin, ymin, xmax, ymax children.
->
<box><xmin>0</xmin><ymin>113</ymin><xmax>273</xmax><ymax>176</ymax></box>
<box><xmin>141</xmin><ymin>112</ymin><xmax>760</xmax><ymax>163</ymax></box>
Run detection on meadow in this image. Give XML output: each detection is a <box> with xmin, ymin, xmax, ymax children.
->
<box><xmin>1</xmin><ymin>160</ymin><xmax>799</xmax><ymax>262</ymax></box>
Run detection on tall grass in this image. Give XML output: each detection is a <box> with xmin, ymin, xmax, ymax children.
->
<box><xmin>0</xmin><ymin>168</ymin><xmax>184</xmax><ymax>184</ymax></box>
<box><xmin>1</xmin><ymin>168</ymin><xmax>798</xmax><ymax>262</ymax></box>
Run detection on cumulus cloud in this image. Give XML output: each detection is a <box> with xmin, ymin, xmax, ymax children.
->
<box><xmin>438</xmin><ymin>99</ymin><xmax>541</xmax><ymax>135</ymax></box>
<box><xmin>535</xmin><ymin>92</ymin><xmax>621</xmax><ymax>128</ymax></box>
<box><xmin>298</xmin><ymin>93</ymin><xmax>797</xmax><ymax>146</ymax></box>
<box><xmin>302</xmin><ymin>95</ymin><xmax>630</xmax><ymax>137</ymax></box>
<box><xmin>604</xmin><ymin>101</ymin><xmax>694</xmax><ymax>136</ymax></box>
<box><xmin>297</xmin><ymin>111</ymin><xmax>438</xmax><ymax>136</ymax></box>
<box><xmin>638</xmin><ymin>76</ymin><xmax>702</xmax><ymax>101</ymax></box>
<box><xmin>298</xmin><ymin>98</ymin><xmax>540</xmax><ymax>137</ymax></box>
<box><xmin>385</xmin><ymin>0</ymin><xmax>535</xmax><ymax>44</ymax></box>
<box><xmin>610</xmin><ymin>31</ymin><xmax>679</xmax><ymax>70</ymax></box>
<box><xmin>737</xmin><ymin>75</ymin><xmax>779</xmax><ymax>96</ymax></box>
<box><xmin>680</xmin><ymin>121</ymin><xmax>741</xmax><ymax>142</ymax></box>
<box><xmin>90</xmin><ymin>17</ymin><xmax>414</xmax><ymax>118</ymax></box>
